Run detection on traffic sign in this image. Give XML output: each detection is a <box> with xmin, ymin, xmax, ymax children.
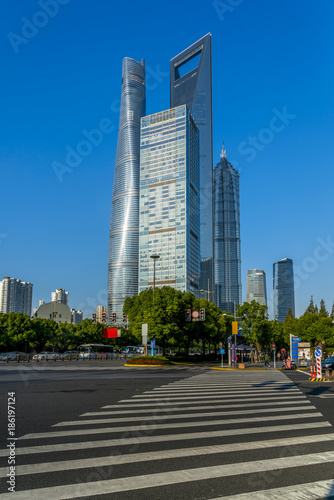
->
<box><xmin>315</xmin><ymin>349</ymin><xmax>321</xmax><ymax>358</ymax></box>
<box><xmin>292</xmin><ymin>337</ymin><xmax>301</xmax><ymax>342</ymax></box>
<box><xmin>219</xmin><ymin>349</ymin><xmax>223</xmax><ymax>355</ymax></box>
<box><xmin>192</xmin><ymin>310</ymin><xmax>200</xmax><ymax>321</ymax></box>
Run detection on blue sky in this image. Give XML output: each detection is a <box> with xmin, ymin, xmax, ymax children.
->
<box><xmin>1</xmin><ymin>0</ymin><xmax>333</xmax><ymax>319</ymax></box>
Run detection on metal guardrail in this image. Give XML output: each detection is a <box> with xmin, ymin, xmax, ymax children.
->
<box><xmin>1</xmin><ymin>352</ymin><xmax>141</xmax><ymax>363</ymax></box>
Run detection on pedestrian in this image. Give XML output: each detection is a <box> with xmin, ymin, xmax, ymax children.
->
<box><xmin>264</xmin><ymin>353</ymin><xmax>270</xmax><ymax>367</ymax></box>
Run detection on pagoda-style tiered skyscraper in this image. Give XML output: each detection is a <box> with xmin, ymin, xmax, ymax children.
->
<box><xmin>108</xmin><ymin>57</ymin><xmax>146</xmax><ymax>322</ymax></box>
<box><xmin>214</xmin><ymin>145</ymin><xmax>242</xmax><ymax>313</ymax></box>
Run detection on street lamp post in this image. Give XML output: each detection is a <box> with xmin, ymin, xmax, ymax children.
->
<box><xmin>150</xmin><ymin>254</ymin><xmax>160</xmax><ymax>303</ymax></box>
<box><xmin>149</xmin><ymin>254</ymin><xmax>160</xmax><ymax>357</ymax></box>
<box><xmin>199</xmin><ymin>279</ymin><xmax>213</xmax><ymax>301</ymax></box>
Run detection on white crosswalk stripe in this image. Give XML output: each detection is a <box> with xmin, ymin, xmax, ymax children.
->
<box><xmin>1</xmin><ymin>369</ymin><xmax>333</xmax><ymax>499</ymax></box>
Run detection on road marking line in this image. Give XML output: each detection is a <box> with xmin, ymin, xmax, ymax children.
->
<box><xmin>20</xmin><ymin>412</ymin><xmax>324</xmax><ymax>440</ymax></box>
<box><xmin>2</xmin><ymin>451</ymin><xmax>334</xmax><ymax>499</ymax></box>
<box><xmin>210</xmin><ymin>479</ymin><xmax>334</xmax><ymax>500</ymax></box>
<box><xmin>2</xmin><ymin>433</ymin><xmax>334</xmax><ymax>478</ymax></box>
<box><xmin>121</xmin><ymin>391</ymin><xmax>302</xmax><ymax>402</ymax></box>
<box><xmin>141</xmin><ymin>389</ymin><xmax>301</xmax><ymax>396</ymax></box>
<box><xmin>102</xmin><ymin>395</ymin><xmax>308</xmax><ymax>408</ymax></box>
<box><xmin>82</xmin><ymin>400</ymin><xmax>313</xmax><ymax>416</ymax></box>
<box><xmin>2</xmin><ymin>422</ymin><xmax>330</xmax><ymax>457</ymax></box>
<box><xmin>54</xmin><ymin>406</ymin><xmax>317</xmax><ymax>427</ymax></box>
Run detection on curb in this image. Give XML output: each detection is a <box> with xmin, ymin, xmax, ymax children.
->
<box><xmin>124</xmin><ymin>364</ymin><xmax>168</xmax><ymax>367</ymax></box>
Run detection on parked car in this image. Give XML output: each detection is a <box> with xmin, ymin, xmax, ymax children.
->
<box><xmin>322</xmin><ymin>356</ymin><xmax>334</xmax><ymax>370</ymax></box>
<box><xmin>0</xmin><ymin>351</ymin><xmax>29</xmax><ymax>361</ymax></box>
<box><xmin>32</xmin><ymin>352</ymin><xmax>59</xmax><ymax>361</ymax></box>
<box><xmin>61</xmin><ymin>350</ymin><xmax>79</xmax><ymax>359</ymax></box>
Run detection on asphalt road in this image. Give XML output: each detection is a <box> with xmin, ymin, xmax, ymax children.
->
<box><xmin>0</xmin><ymin>363</ymin><xmax>333</xmax><ymax>499</ymax></box>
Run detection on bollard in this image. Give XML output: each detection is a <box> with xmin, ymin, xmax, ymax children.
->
<box><xmin>76</xmin><ymin>353</ymin><xmax>79</xmax><ymax>361</ymax></box>
<box><xmin>27</xmin><ymin>353</ymin><xmax>30</xmax><ymax>363</ymax></box>
<box><xmin>6</xmin><ymin>355</ymin><xmax>9</xmax><ymax>363</ymax></box>
<box><xmin>17</xmin><ymin>354</ymin><xmax>20</xmax><ymax>363</ymax></box>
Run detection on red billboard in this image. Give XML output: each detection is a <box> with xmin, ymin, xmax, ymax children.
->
<box><xmin>103</xmin><ymin>328</ymin><xmax>118</xmax><ymax>338</ymax></box>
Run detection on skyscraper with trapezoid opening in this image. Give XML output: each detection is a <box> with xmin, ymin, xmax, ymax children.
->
<box><xmin>170</xmin><ymin>33</ymin><xmax>214</xmax><ymax>300</ymax></box>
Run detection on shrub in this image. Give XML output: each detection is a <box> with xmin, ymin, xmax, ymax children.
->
<box><xmin>127</xmin><ymin>356</ymin><xmax>170</xmax><ymax>365</ymax></box>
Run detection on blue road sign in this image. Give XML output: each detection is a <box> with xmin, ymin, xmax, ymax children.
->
<box><xmin>315</xmin><ymin>349</ymin><xmax>321</xmax><ymax>357</ymax></box>
<box><xmin>220</xmin><ymin>349</ymin><xmax>223</xmax><ymax>355</ymax></box>
<box><xmin>292</xmin><ymin>337</ymin><xmax>301</xmax><ymax>342</ymax></box>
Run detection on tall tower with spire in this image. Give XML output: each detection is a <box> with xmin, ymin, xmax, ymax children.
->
<box><xmin>214</xmin><ymin>144</ymin><xmax>242</xmax><ymax>313</ymax></box>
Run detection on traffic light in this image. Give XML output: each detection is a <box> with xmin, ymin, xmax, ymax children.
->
<box><xmin>123</xmin><ymin>313</ymin><xmax>128</xmax><ymax>323</ymax></box>
<box><xmin>200</xmin><ymin>308</ymin><xmax>205</xmax><ymax>321</ymax></box>
<box><xmin>92</xmin><ymin>313</ymin><xmax>96</xmax><ymax>324</ymax></box>
<box><xmin>102</xmin><ymin>312</ymin><xmax>106</xmax><ymax>324</ymax></box>
<box><xmin>112</xmin><ymin>313</ymin><xmax>117</xmax><ymax>324</ymax></box>
<box><xmin>185</xmin><ymin>309</ymin><xmax>192</xmax><ymax>322</ymax></box>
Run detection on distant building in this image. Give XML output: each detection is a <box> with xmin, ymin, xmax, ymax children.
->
<box><xmin>34</xmin><ymin>294</ymin><xmax>83</xmax><ymax>324</ymax></box>
<box><xmin>138</xmin><ymin>105</ymin><xmax>200</xmax><ymax>295</ymax></box>
<box><xmin>71</xmin><ymin>309</ymin><xmax>83</xmax><ymax>324</ymax></box>
<box><xmin>247</xmin><ymin>269</ymin><xmax>267</xmax><ymax>307</ymax></box>
<box><xmin>51</xmin><ymin>289</ymin><xmax>69</xmax><ymax>305</ymax></box>
<box><xmin>273</xmin><ymin>258</ymin><xmax>295</xmax><ymax>322</ymax></box>
<box><xmin>214</xmin><ymin>146</ymin><xmax>242</xmax><ymax>313</ymax></box>
<box><xmin>0</xmin><ymin>277</ymin><xmax>33</xmax><ymax>316</ymax></box>
<box><xmin>96</xmin><ymin>305</ymin><xmax>107</xmax><ymax>323</ymax></box>
<box><xmin>34</xmin><ymin>302</ymin><xmax>71</xmax><ymax>324</ymax></box>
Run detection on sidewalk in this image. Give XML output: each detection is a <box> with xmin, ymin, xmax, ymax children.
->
<box><xmin>214</xmin><ymin>360</ymin><xmax>309</xmax><ymax>371</ymax></box>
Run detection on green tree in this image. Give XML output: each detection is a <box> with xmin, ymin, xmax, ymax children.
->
<box><xmin>319</xmin><ymin>299</ymin><xmax>328</xmax><ymax>317</ymax></box>
<box><xmin>236</xmin><ymin>301</ymin><xmax>271</xmax><ymax>357</ymax></box>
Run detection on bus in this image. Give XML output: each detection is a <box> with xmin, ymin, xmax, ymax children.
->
<box><xmin>78</xmin><ymin>344</ymin><xmax>115</xmax><ymax>359</ymax></box>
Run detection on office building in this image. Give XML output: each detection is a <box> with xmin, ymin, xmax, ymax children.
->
<box><xmin>214</xmin><ymin>145</ymin><xmax>242</xmax><ymax>313</ymax></box>
<box><xmin>0</xmin><ymin>277</ymin><xmax>33</xmax><ymax>316</ymax></box>
<box><xmin>273</xmin><ymin>258</ymin><xmax>295</xmax><ymax>321</ymax></box>
<box><xmin>138</xmin><ymin>105</ymin><xmax>200</xmax><ymax>295</ymax></box>
<box><xmin>247</xmin><ymin>269</ymin><xmax>267</xmax><ymax>307</ymax></box>
<box><xmin>51</xmin><ymin>288</ymin><xmax>69</xmax><ymax>305</ymax></box>
<box><xmin>108</xmin><ymin>57</ymin><xmax>146</xmax><ymax>323</ymax></box>
<box><xmin>170</xmin><ymin>33</ymin><xmax>214</xmax><ymax>299</ymax></box>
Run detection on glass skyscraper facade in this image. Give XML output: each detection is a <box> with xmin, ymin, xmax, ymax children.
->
<box><xmin>170</xmin><ymin>33</ymin><xmax>214</xmax><ymax>300</ymax></box>
<box><xmin>138</xmin><ymin>105</ymin><xmax>200</xmax><ymax>294</ymax></box>
<box><xmin>108</xmin><ymin>57</ymin><xmax>146</xmax><ymax>322</ymax></box>
<box><xmin>247</xmin><ymin>269</ymin><xmax>267</xmax><ymax>307</ymax></box>
<box><xmin>214</xmin><ymin>146</ymin><xmax>242</xmax><ymax>313</ymax></box>
<box><xmin>273</xmin><ymin>258</ymin><xmax>295</xmax><ymax>322</ymax></box>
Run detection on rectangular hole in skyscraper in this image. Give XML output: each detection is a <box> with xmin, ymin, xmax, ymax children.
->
<box><xmin>175</xmin><ymin>52</ymin><xmax>201</xmax><ymax>79</ymax></box>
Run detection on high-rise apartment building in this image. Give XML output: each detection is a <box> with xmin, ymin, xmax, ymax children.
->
<box><xmin>0</xmin><ymin>277</ymin><xmax>33</xmax><ymax>316</ymax></box>
<box><xmin>214</xmin><ymin>146</ymin><xmax>242</xmax><ymax>313</ymax></box>
<box><xmin>138</xmin><ymin>105</ymin><xmax>200</xmax><ymax>295</ymax></box>
<box><xmin>51</xmin><ymin>288</ymin><xmax>69</xmax><ymax>305</ymax></box>
<box><xmin>71</xmin><ymin>309</ymin><xmax>83</xmax><ymax>324</ymax></box>
<box><xmin>247</xmin><ymin>269</ymin><xmax>267</xmax><ymax>307</ymax></box>
<box><xmin>108</xmin><ymin>57</ymin><xmax>146</xmax><ymax>323</ymax></box>
<box><xmin>96</xmin><ymin>305</ymin><xmax>107</xmax><ymax>323</ymax></box>
<box><xmin>273</xmin><ymin>258</ymin><xmax>295</xmax><ymax>322</ymax></box>
<box><xmin>170</xmin><ymin>34</ymin><xmax>214</xmax><ymax>299</ymax></box>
